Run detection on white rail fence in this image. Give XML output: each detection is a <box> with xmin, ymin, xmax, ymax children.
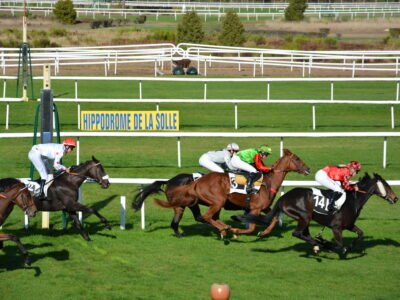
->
<box><xmin>1</xmin><ymin>131</ymin><xmax>399</xmax><ymax>169</ymax></box>
<box><xmin>2</xmin><ymin>43</ymin><xmax>400</xmax><ymax>77</ymax></box>
<box><xmin>1</xmin><ymin>1</ymin><xmax>400</xmax><ymax>20</ymax></box>
<box><xmin>2</xmin><ymin>76</ymin><xmax>400</xmax><ymax>130</ymax></box>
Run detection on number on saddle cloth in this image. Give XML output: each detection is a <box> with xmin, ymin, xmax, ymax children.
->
<box><xmin>311</xmin><ymin>188</ymin><xmax>339</xmax><ymax>215</ymax></box>
<box><xmin>228</xmin><ymin>173</ymin><xmax>263</xmax><ymax>195</ymax></box>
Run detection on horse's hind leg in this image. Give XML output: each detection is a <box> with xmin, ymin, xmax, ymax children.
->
<box><xmin>171</xmin><ymin>207</ymin><xmax>185</xmax><ymax>238</ymax></box>
<box><xmin>292</xmin><ymin>222</ymin><xmax>323</xmax><ymax>253</ymax></box>
<box><xmin>68</xmin><ymin>211</ymin><xmax>91</xmax><ymax>241</ymax></box>
<box><xmin>0</xmin><ymin>234</ymin><xmax>31</xmax><ymax>266</ymax></box>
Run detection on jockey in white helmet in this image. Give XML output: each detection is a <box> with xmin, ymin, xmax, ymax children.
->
<box><xmin>199</xmin><ymin>143</ymin><xmax>240</xmax><ymax>173</ymax></box>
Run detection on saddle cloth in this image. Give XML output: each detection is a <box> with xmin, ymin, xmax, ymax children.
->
<box><xmin>21</xmin><ymin>177</ymin><xmax>53</xmax><ymax>198</ymax></box>
<box><xmin>311</xmin><ymin>188</ymin><xmax>346</xmax><ymax>215</ymax></box>
<box><xmin>228</xmin><ymin>173</ymin><xmax>263</xmax><ymax>195</ymax></box>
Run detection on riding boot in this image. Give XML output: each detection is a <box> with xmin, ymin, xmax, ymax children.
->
<box><xmin>328</xmin><ymin>191</ymin><xmax>342</xmax><ymax>212</ymax></box>
<box><xmin>245</xmin><ymin>172</ymin><xmax>260</xmax><ymax>209</ymax></box>
<box><xmin>38</xmin><ymin>179</ymin><xmax>46</xmax><ymax>200</ymax></box>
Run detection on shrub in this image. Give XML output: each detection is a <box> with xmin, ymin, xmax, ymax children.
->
<box><xmin>135</xmin><ymin>15</ymin><xmax>147</xmax><ymax>24</ymax></box>
<box><xmin>285</xmin><ymin>0</ymin><xmax>307</xmax><ymax>21</ymax></box>
<box><xmin>389</xmin><ymin>28</ymin><xmax>400</xmax><ymax>39</ymax></box>
<box><xmin>53</xmin><ymin>0</ymin><xmax>77</xmax><ymax>24</ymax></box>
<box><xmin>218</xmin><ymin>10</ymin><xmax>246</xmax><ymax>46</ymax></box>
<box><xmin>90</xmin><ymin>20</ymin><xmax>102</xmax><ymax>29</ymax></box>
<box><xmin>177</xmin><ymin>11</ymin><xmax>204</xmax><ymax>44</ymax></box>
<box><xmin>32</xmin><ymin>37</ymin><xmax>52</xmax><ymax>48</ymax></box>
<box><xmin>49</xmin><ymin>28</ymin><xmax>68</xmax><ymax>37</ymax></box>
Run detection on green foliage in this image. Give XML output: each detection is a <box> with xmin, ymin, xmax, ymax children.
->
<box><xmin>53</xmin><ymin>0</ymin><xmax>77</xmax><ymax>24</ymax></box>
<box><xmin>151</xmin><ymin>29</ymin><xmax>176</xmax><ymax>42</ymax></box>
<box><xmin>389</xmin><ymin>28</ymin><xmax>400</xmax><ymax>38</ymax></box>
<box><xmin>32</xmin><ymin>37</ymin><xmax>52</xmax><ymax>48</ymax></box>
<box><xmin>177</xmin><ymin>11</ymin><xmax>204</xmax><ymax>44</ymax></box>
<box><xmin>134</xmin><ymin>15</ymin><xmax>147</xmax><ymax>24</ymax></box>
<box><xmin>285</xmin><ymin>0</ymin><xmax>308</xmax><ymax>21</ymax></box>
<box><xmin>49</xmin><ymin>28</ymin><xmax>68</xmax><ymax>37</ymax></box>
<box><xmin>218</xmin><ymin>10</ymin><xmax>246</xmax><ymax>46</ymax></box>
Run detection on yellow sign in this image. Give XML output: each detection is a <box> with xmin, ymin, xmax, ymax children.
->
<box><xmin>81</xmin><ymin>111</ymin><xmax>179</xmax><ymax>131</ymax></box>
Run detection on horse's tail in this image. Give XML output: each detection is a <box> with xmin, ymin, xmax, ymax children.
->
<box><xmin>132</xmin><ymin>180</ymin><xmax>168</xmax><ymax>211</ymax></box>
<box><xmin>235</xmin><ymin>198</ymin><xmax>283</xmax><ymax>225</ymax></box>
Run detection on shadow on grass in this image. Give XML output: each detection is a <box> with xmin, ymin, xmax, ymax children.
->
<box><xmin>250</xmin><ymin>236</ymin><xmax>400</xmax><ymax>261</ymax></box>
<box><xmin>0</xmin><ymin>241</ymin><xmax>70</xmax><ymax>276</ymax></box>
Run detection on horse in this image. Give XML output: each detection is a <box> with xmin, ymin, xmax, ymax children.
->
<box><xmin>234</xmin><ymin>173</ymin><xmax>398</xmax><ymax>256</ymax></box>
<box><xmin>136</xmin><ymin>149</ymin><xmax>310</xmax><ymax>238</ymax></box>
<box><xmin>31</xmin><ymin>156</ymin><xmax>111</xmax><ymax>241</ymax></box>
<box><xmin>132</xmin><ymin>173</ymin><xmax>205</xmax><ymax>237</ymax></box>
<box><xmin>0</xmin><ymin>178</ymin><xmax>38</xmax><ymax>266</ymax></box>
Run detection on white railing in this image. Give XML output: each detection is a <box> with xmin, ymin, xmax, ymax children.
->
<box><xmin>2</xmin><ymin>43</ymin><xmax>400</xmax><ymax>77</ymax></box>
<box><xmin>2</xmin><ymin>76</ymin><xmax>400</xmax><ymax>130</ymax></box>
<box><xmin>1</xmin><ymin>131</ymin><xmax>399</xmax><ymax>169</ymax></box>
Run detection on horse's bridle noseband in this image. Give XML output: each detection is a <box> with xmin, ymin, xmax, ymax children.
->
<box><xmin>69</xmin><ymin>162</ymin><xmax>109</xmax><ymax>185</ymax></box>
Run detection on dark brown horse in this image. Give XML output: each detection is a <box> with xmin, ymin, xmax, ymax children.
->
<box><xmin>0</xmin><ymin>178</ymin><xmax>37</xmax><ymax>266</ymax></box>
<box><xmin>235</xmin><ymin>173</ymin><xmax>398</xmax><ymax>256</ymax></box>
<box><xmin>32</xmin><ymin>156</ymin><xmax>111</xmax><ymax>241</ymax></box>
<box><xmin>142</xmin><ymin>149</ymin><xmax>310</xmax><ymax>238</ymax></box>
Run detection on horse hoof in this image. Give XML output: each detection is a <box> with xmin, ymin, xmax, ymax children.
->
<box><xmin>232</xmin><ymin>234</ymin><xmax>238</xmax><ymax>240</ymax></box>
<box><xmin>313</xmin><ymin>245</ymin><xmax>320</xmax><ymax>254</ymax></box>
<box><xmin>24</xmin><ymin>256</ymin><xmax>32</xmax><ymax>267</ymax></box>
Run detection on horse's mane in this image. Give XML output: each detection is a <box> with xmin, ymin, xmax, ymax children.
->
<box><xmin>357</xmin><ymin>172</ymin><xmax>374</xmax><ymax>188</ymax></box>
<box><xmin>69</xmin><ymin>157</ymin><xmax>99</xmax><ymax>172</ymax></box>
<box><xmin>0</xmin><ymin>178</ymin><xmax>21</xmax><ymax>192</ymax></box>
<box><xmin>270</xmin><ymin>148</ymin><xmax>293</xmax><ymax>169</ymax></box>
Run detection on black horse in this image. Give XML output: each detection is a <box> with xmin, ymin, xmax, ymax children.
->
<box><xmin>235</xmin><ymin>173</ymin><xmax>398</xmax><ymax>256</ymax></box>
<box><xmin>132</xmin><ymin>173</ymin><xmax>205</xmax><ymax>237</ymax></box>
<box><xmin>32</xmin><ymin>156</ymin><xmax>111</xmax><ymax>241</ymax></box>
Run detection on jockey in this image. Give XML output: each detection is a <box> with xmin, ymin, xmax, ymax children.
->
<box><xmin>233</xmin><ymin>144</ymin><xmax>272</xmax><ymax>200</ymax></box>
<box><xmin>28</xmin><ymin>138</ymin><xmax>77</xmax><ymax>199</ymax></box>
<box><xmin>199</xmin><ymin>143</ymin><xmax>240</xmax><ymax>173</ymax></box>
<box><xmin>315</xmin><ymin>160</ymin><xmax>362</xmax><ymax>212</ymax></box>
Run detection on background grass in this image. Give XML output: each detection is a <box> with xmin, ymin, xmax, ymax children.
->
<box><xmin>0</xmin><ymin>79</ymin><xmax>400</xmax><ymax>299</ymax></box>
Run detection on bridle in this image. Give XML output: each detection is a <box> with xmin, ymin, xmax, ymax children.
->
<box><xmin>69</xmin><ymin>162</ymin><xmax>109</xmax><ymax>185</ymax></box>
<box><xmin>2</xmin><ymin>185</ymin><xmax>31</xmax><ymax>212</ymax></box>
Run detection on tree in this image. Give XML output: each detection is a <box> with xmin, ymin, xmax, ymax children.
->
<box><xmin>53</xmin><ymin>0</ymin><xmax>77</xmax><ymax>24</ymax></box>
<box><xmin>218</xmin><ymin>11</ymin><xmax>245</xmax><ymax>47</ymax></box>
<box><xmin>177</xmin><ymin>11</ymin><xmax>204</xmax><ymax>44</ymax></box>
<box><xmin>285</xmin><ymin>0</ymin><xmax>308</xmax><ymax>22</ymax></box>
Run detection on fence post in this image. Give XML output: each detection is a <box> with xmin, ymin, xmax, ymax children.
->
<box><xmin>141</xmin><ymin>202</ymin><xmax>145</xmax><ymax>229</ymax></box>
<box><xmin>234</xmin><ymin>103</ymin><xmax>238</xmax><ymax>130</ymax></box>
<box><xmin>383</xmin><ymin>136</ymin><xmax>387</xmax><ymax>168</ymax></box>
<box><xmin>120</xmin><ymin>196</ymin><xmax>126</xmax><ymax>230</ymax></box>
<box><xmin>177</xmin><ymin>137</ymin><xmax>181</xmax><ymax>168</ymax></box>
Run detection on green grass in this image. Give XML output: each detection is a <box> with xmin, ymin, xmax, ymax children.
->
<box><xmin>1</xmin><ymin>79</ymin><xmax>400</xmax><ymax>299</ymax></box>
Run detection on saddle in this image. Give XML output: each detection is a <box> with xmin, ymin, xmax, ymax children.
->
<box><xmin>228</xmin><ymin>173</ymin><xmax>263</xmax><ymax>195</ymax></box>
<box><xmin>311</xmin><ymin>188</ymin><xmax>344</xmax><ymax>215</ymax></box>
<box><xmin>21</xmin><ymin>178</ymin><xmax>53</xmax><ymax>198</ymax></box>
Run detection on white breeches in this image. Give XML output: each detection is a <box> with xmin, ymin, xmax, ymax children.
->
<box><xmin>28</xmin><ymin>149</ymin><xmax>51</xmax><ymax>180</ymax></box>
<box><xmin>231</xmin><ymin>155</ymin><xmax>257</xmax><ymax>173</ymax></box>
<box><xmin>199</xmin><ymin>154</ymin><xmax>225</xmax><ymax>173</ymax></box>
<box><xmin>315</xmin><ymin>170</ymin><xmax>346</xmax><ymax>208</ymax></box>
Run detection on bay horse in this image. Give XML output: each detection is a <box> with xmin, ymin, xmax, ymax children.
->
<box><xmin>143</xmin><ymin>149</ymin><xmax>310</xmax><ymax>238</ymax></box>
<box><xmin>0</xmin><ymin>178</ymin><xmax>37</xmax><ymax>266</ymax></box>
<box><xmin>234</xmin><ymin>173</ymin><xmax>398</xmax><ymax>256</ymax></box>
<box><xmin>31</xmin><ymin>156</ymin><xmax>111</xmax><ymax>241</ymax></box>
<box><xmin>132</xmin><ymin>173</ymin><xmax>205</xmax><ymax>237</ymax></box>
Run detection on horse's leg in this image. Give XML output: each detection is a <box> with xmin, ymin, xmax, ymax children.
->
<box><xmin>68</xmin><ymin>211</ymin><xmax>91</xmax><ymax>241</ymax></box>
<box><xmin>68</xmin><ymin>203</ymin><xmax>111</xmax><ymax>230</ymax></box>
<box><xmin>171</xmin><ymin>207</ymin><xmax>185</xmax><ymax>238</ymax></box>
<box><xmin>292</xmin><ymin>221</ymin><xmax>324</xmax><ymax>253</ymax></box>
<box><xmin>347</xmin><ymin>225</ymin><xmax>364</xmax><ymax>251</ymax></box>
<box><xmin>201</xmin><ymin>206</ymin><xmax>231</xmax><ymax>238</ymax></box>
<box><xmin>257</xmin><ymin>215</ymin><xmax>280</xmax><ymax>238</ymax></box>
<box><xmin>332</xmin><ymin>227</ymin><xmax>347</xmax><ymax>256</ymax></box>
<box><xmin>0</xmin><ymin>234</ymin><xmax>31</xmax><ymax>266</ymax></box>
<box><xmin>188</xmin><ymin>203</ymin><xmax>205</xmax><ymax>223</ymax></box>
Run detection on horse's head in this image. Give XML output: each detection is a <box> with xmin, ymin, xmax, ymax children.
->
<box><xmin>272</xmin><ymin>149</ymin><xmax>310</xmax><ymax>175</ymax></box>
<box><xmin>0</xmin><ymin>182</ymin><xmax>37</xmax><ymax>217</ymax></box>
<box><xmin>85</xmin><ymin>156</ymin><xmax>110</xmax><ymax>189</ymax></box>
<box><xmin>372</xmin><ymin>173</ymin><xmax>398</xmax><ymax>204</ymax></box>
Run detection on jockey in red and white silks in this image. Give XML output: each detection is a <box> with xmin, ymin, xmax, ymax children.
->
<box><xmin>315</xmin><ymin>161</ymin><xmax>361</xmax><ymax>210</ymax></box>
